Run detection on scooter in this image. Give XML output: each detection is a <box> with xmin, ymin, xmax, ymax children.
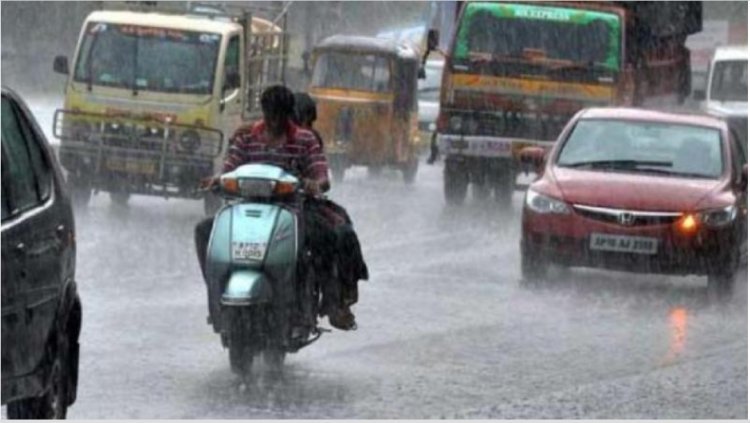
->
<box><xmin>204</xmin><ymin>163</ymin><xmax>324</xmax><ymax>375</ymax></box>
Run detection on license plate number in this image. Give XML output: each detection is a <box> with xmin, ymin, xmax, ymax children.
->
<box><xmin>232</xmin><ymin>242</ymin><xmax>266</xmax><ymax>261</ymax></box>
<box><xmin>589</xmin><ymin>233</ymin><xmax>658</xmax><ymax>255</ymax></box>
<box><xmin>107</xmin><ymin>159</ymin><xmax>156</xmax><ymax>174</ymax></box>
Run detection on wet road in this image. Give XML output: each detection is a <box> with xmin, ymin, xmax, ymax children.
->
<box><xmin>54</xmin><ymin>159</ymin><xmax>746</xmax><ymax>419</ymax></box>
<box><xmin>2</xmin><ymin>96</ymin><xmax>745</xmax><ymax>419</ymax></box>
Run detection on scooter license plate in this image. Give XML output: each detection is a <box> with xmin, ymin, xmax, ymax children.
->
<box><xmin>232</xmin><ymin>242</ymin><xmax>266</xmax><ymax>261</ymax></box>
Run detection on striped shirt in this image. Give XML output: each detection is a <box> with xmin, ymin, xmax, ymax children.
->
<box><xmin>222</xmin><ymin>120</ymin><xmax>329</xmax><ymax>185</ymax></box>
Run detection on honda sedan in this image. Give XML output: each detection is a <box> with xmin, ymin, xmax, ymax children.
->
<box><xmin>520</xmin><ymin>108</ymin><xmax>747</xmax><ymax>297</ymax></box>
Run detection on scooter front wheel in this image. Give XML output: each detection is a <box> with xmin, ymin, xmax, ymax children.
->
<box><xmin>226</xmin><ymin>308</ymin><xmax>262</xmax><ymax>376</ymax></box>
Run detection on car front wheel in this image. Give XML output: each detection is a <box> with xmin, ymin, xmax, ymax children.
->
<box><xmin>7</xmin><ymin>332</ymin><xmax>70</xmax><ymax>419</ymax></box>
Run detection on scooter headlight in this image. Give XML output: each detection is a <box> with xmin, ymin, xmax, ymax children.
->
<box><xmin>238</xmin><ymin>179</ymin><xmax>275</xmax><ymax>197</ymax></box>
<box><xmin>525</xmin><ymin>189</ymin><xmax>570</xmax><ymax>214</ymax></box>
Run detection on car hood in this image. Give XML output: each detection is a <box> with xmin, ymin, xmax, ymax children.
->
<box><xmin>551</xmin><ymin>167</ymin><xmax>722</xmax><ymax>211</ymax></box>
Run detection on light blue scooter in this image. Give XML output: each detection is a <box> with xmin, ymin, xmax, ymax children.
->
<box><xmin>204</xmin><ymin>163</ymin><xmax>322</xmax><ymax>375</ymax></box>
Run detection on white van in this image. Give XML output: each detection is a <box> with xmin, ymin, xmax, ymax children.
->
<box><xmin>696</xmin><ymin>45</ymin><xmax>748</xmax><ymax>145</ymax></box>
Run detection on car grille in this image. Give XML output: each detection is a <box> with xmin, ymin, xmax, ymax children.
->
<box><xmin>573</xmin><ymin>204</ymin><xmax>682</xmax><ymax>227</ymax></box>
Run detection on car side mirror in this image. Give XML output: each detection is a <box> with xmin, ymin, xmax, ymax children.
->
<box><xmin>53</xmin><ymin>55</ymin><xmax>69</xmax><ymax>75</ymax></box>
<box><xmin>693</xmin><ymin>89</ymin><xmax>706</xmax><ymax>101</ymax></box>
<box><xmin>418</xmin><ymin>67</ymin><xmax>426</xmax><ymax>80</ymax></box>
<box><xmin>427</xmin><ymin>29</ymin><xmax>439</xmax><ymax>52</ymax></box>
<box><xmin>519</xmin><ymin>146</ymin><xmax>546</xmax><ymax>174</ymax></box>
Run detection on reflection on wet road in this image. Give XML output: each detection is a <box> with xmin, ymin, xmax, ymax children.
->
<box><xmin>53</xmin><ymin>158</ymin><xmax>747</xmax><ymax>419</ymax></box>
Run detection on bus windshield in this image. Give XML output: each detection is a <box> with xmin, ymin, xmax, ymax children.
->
<box><xmin>73</xmin><ymin>22</ymin><xmax>221</xmax><ymax>95</ymax></box>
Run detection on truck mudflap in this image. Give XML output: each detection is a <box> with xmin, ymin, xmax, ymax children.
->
<box><xmin>52</xmin><ymin>109</ymin><xmax>223</xmax><ymax>184</ymax></box>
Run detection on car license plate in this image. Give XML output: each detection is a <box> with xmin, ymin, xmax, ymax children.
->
<box><xmin>589</xmin><ymin>233</ymin><xmax>658</xmax><ymax>255</ymax></box>
<box><xmin>232</xmin><ymin>242</ymin><xmax>266</xmax><ymax>261</ymax></box>
<box><xmin>106</xmin><ymin>158</ymin><xmax>156</xmax><ymax>175</ymax></box>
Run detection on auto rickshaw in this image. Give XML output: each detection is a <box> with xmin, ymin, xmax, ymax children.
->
<box><xmin>308</xmin><ymin>35</ymin><xmax>423</xmax><ymax>183</ymax></box>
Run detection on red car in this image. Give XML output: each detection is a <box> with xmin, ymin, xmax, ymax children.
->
<box><xmin>520</xmin><ymin>108</ymin><xmax>748</xmax><ymax>296</ymax></box>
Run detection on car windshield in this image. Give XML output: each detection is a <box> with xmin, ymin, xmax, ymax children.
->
<box><xmin>311</xmin><ymin>52</ymin><xmax>392</xmax><ymax>93</ymax></box>
<box><xmin>73</xmin><ymin>22</ymin><xmax>221</xmax><ymax>95</ymax></box>
<box><xmin>710</xmin><ymin>59</ymin><xmax>748</xmax><ymax>102</ymax></box>
<box><xmin>453</xmin><ymin>2</ymin><xmax>621</xmax><ymax>72</ymax></box>
<box><xmin>557</xmin><ymin>119</ymin><xmax>724</xmax><ymax>179</ymax></box>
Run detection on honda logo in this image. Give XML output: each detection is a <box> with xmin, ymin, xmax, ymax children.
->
<box><xmin>618</xmin><ymin>212</ymin><xmax>636</xmax><ymax>226</ymax></box>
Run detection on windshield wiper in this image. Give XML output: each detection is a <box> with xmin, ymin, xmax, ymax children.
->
<box><xmin>563</xmin><ymin>160</ymin><xmax>673</xmax><ymax>169</ymax></box>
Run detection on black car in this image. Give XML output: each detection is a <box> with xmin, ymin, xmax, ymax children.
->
<box><xmin>1</xmin><ymin>87</ymin><xmax>81</xmax><ymax>419</ymax></box>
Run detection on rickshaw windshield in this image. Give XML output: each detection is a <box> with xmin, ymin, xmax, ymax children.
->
<box><xmin>311</xmin><ymin>52</ymin><xmax>392</xmax><ymax>93</ymax></box>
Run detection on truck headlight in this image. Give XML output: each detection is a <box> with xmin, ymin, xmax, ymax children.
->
<box><xmin>698</xmin><ymin>205</ymin><xmax>737</xmax><ymax>228</ymax></box>
<box><xmin>179</xmin><ymin>130</ymin><xmax>201</xmax><ymax>152</ymax></box>
<box><xmin>525</xmin><ymin>189</ymin><xmax>570</xmax><ymax>214</ymax></box>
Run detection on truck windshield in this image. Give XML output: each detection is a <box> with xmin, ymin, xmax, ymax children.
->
<box><xmin>453</xmin><ymin>3</ymin><xmax>621</xmax><ymax>74</ymax></box>
<box><xmin>73</xmin><ymin>22</ymin><xmax>221</xmax><ymax>95</ymax></box>
<box><xmin>311</xmin><ymin>52</ymin><xmax>392</xmax><ymax>93</ymax></box>
<box><xmin>710</xmin><ymin>60</ymin><xmax>748</xmax><ymax>102</ymax></box>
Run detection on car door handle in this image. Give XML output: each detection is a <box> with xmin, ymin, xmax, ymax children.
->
<box><xmin>15</xmin><ymin>242</ymin><xmax>25</xmax><ymax>253</ymax></box>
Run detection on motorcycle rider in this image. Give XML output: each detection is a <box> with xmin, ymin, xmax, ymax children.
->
<box><xmin>292</xmin><ymin>92</ymin><xmax>369</xmax><ymax>324</ymax></box>
<box><xmin>194</xmin><ymin>85</ymin><xmax>359</xmax><ymax>330</ymax></box>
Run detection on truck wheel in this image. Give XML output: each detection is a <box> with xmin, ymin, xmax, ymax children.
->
<box><xmin>493</xmin><ymin>168</ymin><xmax>515</xmax><ymax>210</ymax></box>
<box><xmin>7</xmin><ymin>330</ymin><xmax>71</xmax><ymax>419</ymax></box>
<box><xmin>401</xmin><ymin>160</ymin><xmax>418</xmax><ymax>185</ymax></box>
<box><xmin>444</xmin><ymin>159</ymin><xmax>468</xmax><ymax>205</ymax></box>
<box><xmin>109</xmin><ymin>191</ymin><xmax>130</xmax><ymax>206</ymax></box>
<box><xmin>67</xmin><ymin>175</ymin><xmax>92</xmax><ymax>208</ymax></box>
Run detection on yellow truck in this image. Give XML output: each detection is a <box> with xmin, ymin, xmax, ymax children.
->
<box><xmin>52</xmin><ymin>3</ymin><xmax>289</xmax><ymax>212</ymax></box>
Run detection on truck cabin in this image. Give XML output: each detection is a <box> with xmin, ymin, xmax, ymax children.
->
<box><xmin>61</xmin><ymin>11</ymin><xmax>242</xmax><ymax>103</ymax></box>
<box><xmin>311</xmin><ymin>35</ymin><xmax>420</xmax><ymax>114</ymax></box>
<box><xmin>451</xmin><ymin>2</ymin><xmax>624</xmax><ymax>85</ymax></box>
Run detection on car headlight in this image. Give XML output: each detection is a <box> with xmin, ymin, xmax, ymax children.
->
<box><xmin>179</xmin><ymin>130</ymin><xmax>201</xmax><ymax>152</ymax></box>
<box><xmin>525</xmin><ymin>189</ymin><xmax>570</xmax><ymax>214</ymax></box>
<box><xmin>698</xmin><ymin>205</ymin><xmax>737</xmax><ymax>227</ymax></box>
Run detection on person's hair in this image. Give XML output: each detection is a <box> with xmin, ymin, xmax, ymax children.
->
<box><xmin>260</xmin><ymin>85</ymin><xmax>295</xmax><ymax>118</ymax></box>
<box><xmin>293</xmin><ymin>92</ymin><xmax>317</xmax><ymax>126</ymax></box>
